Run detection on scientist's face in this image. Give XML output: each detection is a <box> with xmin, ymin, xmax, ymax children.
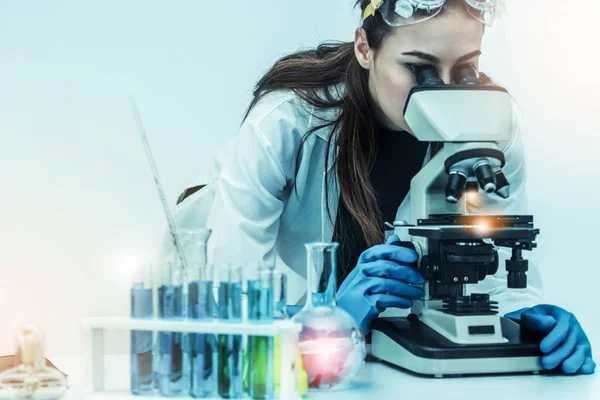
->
<box><xmin>354</xmin><ymin>10</ymin><xmax>484</xmax><ymax>133</ymax></box>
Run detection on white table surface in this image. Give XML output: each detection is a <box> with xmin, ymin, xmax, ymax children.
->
<box><xmin>51</xmin><ymin>354</ymin><xmax>599</xmax><ymax>400</ymax></box>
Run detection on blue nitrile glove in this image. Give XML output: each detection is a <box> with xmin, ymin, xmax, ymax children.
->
<box><xmin>336</xmin><ymin>234</ymin><xmax>425</xmax><ymax>334</ymax></box>
<box><xmin>505</xmin><ymin>304</ymin><xmax>596</xmax><ymax>374</ymax></box>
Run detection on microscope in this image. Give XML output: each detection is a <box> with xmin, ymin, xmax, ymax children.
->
<box><xmin>371</xmin><ymin>65</ymin><xmax>543</xmax><ymax>377</ymax></box>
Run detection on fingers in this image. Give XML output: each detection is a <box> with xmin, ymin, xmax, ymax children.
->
<box><xmin>520</xmin><ymin>311</ymin><xmax>556</xmax><ymax>335</ymax></box>
<box><xmin>540</xmin><ymin>311</ymin><xmax>572</xmax><ymax>354</ymax></box>
<box><xmin>386</xmin><ymin>234</ymin><xmax>401</xmax><ymax>245</ymax></box>
<box><xmin>541</xmin><ymin>324</ymin><xmax>578</xmax><ymax>370</ymax></box>
<box><xmin>561</xmin><ymin>344</ymin><xmax>586</xmax><ymax>374</ymax></box>
<box><xmin>370</xmin><ymin>293</ymin><xmax>413</xmax><ymax>310</ymax></box>
<box><xmin>359</xmin><ymin>243</ymin><xmax>418</xmax><ymax>265</ymax></box>
<box><xmin>363</xmin><ymin>276</ymin><xmax>424</xmax><ymax>299</ymax></box>
<box><xmin>360</xmin><ymin>259</ymin><xmax>425</xmax><ymax>285</ymax></box>
<box><xmin>503</xmin><ymin>307</ymin><xmax>530</xmax><ymax>321</ymax></box>
<box><xmin>579</xmin><ymin>357</ymin><xmax>596</xmax><ymax>375</ymax></box>
<box><xmin>522</xmin><ymin>305</ymin><xmax>595</xmax><ymax>375</ymax></box>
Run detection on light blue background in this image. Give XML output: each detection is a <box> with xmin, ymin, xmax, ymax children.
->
<box><xmin>0</xmin><ymin>0</ymin><xmax>598</xmax><ymax>356</ymax></box>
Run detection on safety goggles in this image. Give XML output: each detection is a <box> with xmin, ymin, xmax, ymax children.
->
<box><xmin>362</xmin><ymin>0</ymin><xmax>505</xmax><ymax>27</ymax></box>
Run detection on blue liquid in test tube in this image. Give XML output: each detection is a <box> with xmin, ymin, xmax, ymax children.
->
<box><xmin>157</xmin><ymin>283</ymin><xmax>188</xmax><ymax>396</ymax></box>
<box><xmin>218</xmin><ymin>278</ymin><xmax>243</xmax><ymax>399</ymax></box>
<box><xmin>131</xmin><ymin>283</ymin><xmax>154</xmax><ymax>395</ymax></box>
<box><xmin>188</xmin><ymin>280</ymin><xmax>217</xmax><ymax>397</ymax></box>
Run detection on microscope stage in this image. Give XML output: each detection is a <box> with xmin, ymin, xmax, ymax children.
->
<box><xmin>408</xmin><ymin>225</ymin><xmax>538</xmax><ymax>241</ymax></box>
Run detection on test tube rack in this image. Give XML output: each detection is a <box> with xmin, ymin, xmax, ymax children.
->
<box><xmin>82</xmin><ymin>317</ymin><xmax>303</xmax><ymax>400</ymax></box>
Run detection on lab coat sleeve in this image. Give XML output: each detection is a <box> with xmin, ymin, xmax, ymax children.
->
<box><xmin>465</xmin><ymin>109</ymin><xmax>544</xmax><ymax>316</ymax></box>
<box><xmin>206</xmin><ymin>119</ymin><xmax>289</xmax><ymax>267</ymax></box>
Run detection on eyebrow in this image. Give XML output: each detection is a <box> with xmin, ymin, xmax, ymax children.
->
<box><xmin>402</xmin><ymin>50</ymin><xmax>482</xmax><ymax>64</ymax></box>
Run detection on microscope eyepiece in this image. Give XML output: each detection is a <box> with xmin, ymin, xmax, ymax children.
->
<box><xmin>445</xmin><ymin>170</ymin><xmax>468</xmax><ymax>203</ymax></box>
<box><xmin>452</xmin><ymin>64</ymin><xmax>481</xmax><ymax>85</ymax></box>
<box><xmin>473</xmin><ymin>161</ymin><xmax>497</xmax><ymax>193</ymax></box>
<box><xmin>415</xmin><ymin>65</ymin><xmax>444</xmax><ymax>86</ymax></box>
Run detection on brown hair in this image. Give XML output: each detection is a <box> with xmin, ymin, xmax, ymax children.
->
<box><xmin>243</xmin><ymin>0</ymin><xmax>481</xmax><ymax>250</ymax></box>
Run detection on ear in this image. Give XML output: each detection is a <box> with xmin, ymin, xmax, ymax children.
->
<box><xmin>354</xmin><ymin>27</ymin><xmax>373</xmax><ymax>70</ymax></box>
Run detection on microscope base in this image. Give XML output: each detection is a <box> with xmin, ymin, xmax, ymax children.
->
<box><xmin>371</xmin><ymin>315</ymin><xmax>543</xmax><ymax>377</ymax></box>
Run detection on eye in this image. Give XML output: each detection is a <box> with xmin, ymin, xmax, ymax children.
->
<box><xmin>403</xmin><ymin>63</ymin><xmax>429</xmax><ymax>75</ymax></box>
<box><xmin>454</xmin><ymin>63</ymin><xmax>477</xmax><ymax>71</ymax></box>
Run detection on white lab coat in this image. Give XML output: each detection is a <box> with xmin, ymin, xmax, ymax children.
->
<box><xmin>171</xmin><ymin>88</ymin><xmax>543</xmax><ymax>315</ymax></box>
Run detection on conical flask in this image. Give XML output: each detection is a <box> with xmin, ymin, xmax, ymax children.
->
<box><xmin>291</xmin><ymin>242</ymin><xmax>366</xmax><ymax>390</ymax></box>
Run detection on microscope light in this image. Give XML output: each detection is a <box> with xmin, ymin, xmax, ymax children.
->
<box><xmin>475</xmin><ymin>222</ymin><xmax>489</xmax><ymax>233</ymax></box>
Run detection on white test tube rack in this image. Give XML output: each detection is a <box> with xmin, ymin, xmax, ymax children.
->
<box><xmin>82</xmin><ymin>317</ymin><xmax>303</xmax><ymax>400</ymax></box>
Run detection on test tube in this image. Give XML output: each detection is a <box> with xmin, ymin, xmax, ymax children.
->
<box><xmin>217</xmin><ymin>264</ymin><xmax>243</xmax><ymax>399</ymax></box>
<box><xmin>272</xmin><ymin>272</ymin><xmax>288</xmax><ymax>397</ymax></box>
<box><xmin>185</xmin><ymin>229</ymin><xmax>218</xmax><ymax>398</ymax></box>
<box><xmin>130</xmin><ymin>262</ymin><xmax>154</xmax><ymax>395</ymax></box>
<box><xmin>247</xmin><ymin>269</ymin><xmax>278</xmax><ymax>399</ymax></box>
<box><xmin>156</xmin><ymin>261</ymin><xmax>188</xmax><ymax>396</ymax></box>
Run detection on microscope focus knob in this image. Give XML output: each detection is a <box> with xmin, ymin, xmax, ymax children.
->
<box><xmin>474</xmin><ymin>161</ymin><xmax>497</xmax><ymax>193</ymax></box>
<box><xmin>507</xmin><ymin>272</ymin><xmax>527</xmax><ymax>289</ymax></box>
<box><xmin>506</xmin><ymin>249</ymin><xmax>529</xmax><ymax>289</ymax></box>
<box><xmin>388</xmin><ymin>240</ymin><xmax>420</xmax><ymax>272</ymax></box>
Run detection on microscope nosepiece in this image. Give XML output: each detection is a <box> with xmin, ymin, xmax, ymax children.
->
<box><xmin>474</xmin><ymin>162</ymin><xmax>497</xmax><ymax>193</ymax></box>
<box><xmin>445</xmin><ymin>170</ymin><xmax>468</xmax><ymax>203</ymax></box>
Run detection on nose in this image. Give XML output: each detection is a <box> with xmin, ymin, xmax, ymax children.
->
<box><xmin>438</xmin><ymin>68</ymin><xmax>453</xmax><ymax>85</ymax></box>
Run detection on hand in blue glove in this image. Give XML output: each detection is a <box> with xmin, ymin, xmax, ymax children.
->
<box><xmin>336</xmin><ymin>234</ymin><xmax>425</xmax><ymax>334</ymax></box>
<box><xmin>505</xmin><ymin>304</ymin><xmax>596</xmax><ymax>374</ymax></box>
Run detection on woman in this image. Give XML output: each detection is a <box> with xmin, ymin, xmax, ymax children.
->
<box><xmin>176</xmin><ymin>0</ymin><xmax>594</xmax><ymax>374</ymax></box>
